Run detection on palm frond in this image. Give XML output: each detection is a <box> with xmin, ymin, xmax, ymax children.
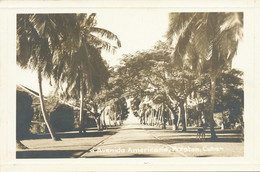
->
<box><xmin>166</xmin><ymin>13</ymin><xmax>195</xmax><ymax>45</ymax></box>
<box><xmin>171</xmin><ymin>24</ymin><xmax>192</xmax><ymax>67</ymax></box>
<box><xmin>90</xmin><ymin>27</ymin><xmax>121</xmax><ymax>47</ymax></box>
<box><xmin>29</xmin><ymin>14</ymin><xmax>55</xmax><ymax>38</ymax></box>
<box><xmin>86</xmin><ymin>13</ymin><xmax>97</xmax><ymax>27</ymax></box>
<box><xmin>88</xmin><ymin>34</ymin><xmax>117</xmax><ymax>54</ymax></box>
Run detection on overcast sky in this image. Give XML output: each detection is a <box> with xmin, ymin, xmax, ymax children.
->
<box><xmin>97</xmin><ymin>10</ymin><xmax>169</xmax><ymax>66</ymax></box>
<box><xmin>17</xmin><ymin>11</ymin><xmax>245</xmax><ymax>95</ymax></box>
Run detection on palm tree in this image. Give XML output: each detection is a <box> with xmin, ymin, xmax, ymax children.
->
<box><xmin>52</xmin><ymin>14</ymin><xmax>121</xmax><ymax>133</ymax></box>
<box><xmin>17</xmin><ymin>14</ymin><xmax>63</xmax><ymax>141</ymax></box>
<box><xmin>166</xmin><ymin>12</ymin><xmax>243</xmax><ymax>139</ymax></box>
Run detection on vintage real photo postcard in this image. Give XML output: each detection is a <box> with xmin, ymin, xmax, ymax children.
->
<box><xmin>0</xmin><ymin>0</ymin><xmax>260</xmax><ymax>171</ymax></box>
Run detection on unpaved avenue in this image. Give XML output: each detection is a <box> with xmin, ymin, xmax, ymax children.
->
<box><xmin>80</xmin><ymin>119</ymin><xmax>185</xmax><ymax>158</ymax></box>
<box><xmin>80</xmin><ymin>116</ymin><xmax>243</xmax><ymax>158</ymax></box>
<box><xmin>17</xmin><ymin>115</ymin><xmax>243</xmax><ymax>158</ymax></box>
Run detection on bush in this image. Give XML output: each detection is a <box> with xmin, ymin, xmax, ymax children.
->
<box><xmin>74</xmin><ymin>111</ymin><xmax>97</xmax><ymax>129</ymax></box>
<box><xmin>50</xmin><ymin>104</ymin><xmax>75</xmax><ymax>132</ymax></box>
<box><xmin>30</xmin><ymin>122</ymin><xmax>48</xmax><ymax>134</ymax></box>
<box><xmin>16</xmin><ymin>90</ymin><xmax>34</xmax><ymax>140</ymax></box>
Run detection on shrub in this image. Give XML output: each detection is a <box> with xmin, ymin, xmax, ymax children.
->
<box><xmin>16</xmin><ymin>90</ymin><xmax>34</xmax><ymax>140</ymax></box>
<box><xmin>74</xmin><ymin>111</ymin><xmax>97</xmax><ymax>129</ymax></box>
<box><xmin>50</xmin><ymin>104</ymin><xmax>75</xmax><ymax>132</ymax></box>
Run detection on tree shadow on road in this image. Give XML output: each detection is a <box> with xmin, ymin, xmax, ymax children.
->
<box><xmin>146</xmin><ymin>127</ymin><xmax>243</xmax><ymax>134</ymax></box>
<box><xmin>126</xmin><ymin>136</ymin><xmax>243</xmax><ymax>145</ymax></box>
<box><xmin>16</xmin><ymin>150</ymin><xmax>86</xmax><ymax>158</ymax></box>
<box><xmin>23</xmin><ymin>130</ymin><xmax>118</xmax><ymax>140</ymax></box>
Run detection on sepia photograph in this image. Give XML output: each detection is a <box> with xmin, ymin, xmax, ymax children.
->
<box><xmin>16</xmin><ymin>12</ymin><xmax>245</xmax><ymax>158</ymax></box>
<box><xmin>0</xmin><ymin>0</ymin><xmax>260</xmax><ymax>171</ymax></box>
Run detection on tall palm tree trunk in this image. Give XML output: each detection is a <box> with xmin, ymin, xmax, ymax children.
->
<box><xmin>156</xmin><ymin>109</ymin><xmax>160</xmax><ymax>126</ymax></box>
<box><xmin>38</xmin><ymin>70</ymin><xmax>60</xmax><ymax>141</ymax></box>
<box><xmin>95</xmin><ymin>115</ymin><xmax>101</xmax><ymax>131</ymax></box>
<box><xmin>16</xmin><ymin>140</ymin><xmax>28</xmax><ymax>149</ymax></box>
<box><xmin>102</xmin><ymin>111</ymin><xmax>107</xmax><ymax>129</ymax></box>
<box><xmin>79</xmin><ymin>82</ymin><xmax>85</xmax><ymax>134</ymax></box>
<box><xmin>180</xmin><ymin>102</ymin><xmax>187</xmax><ymax>132</ymax></box>
<box><xmin>209</xmin><ymin>76</ymin><xmax>217</xmax><ymax>139</ymax></box>
<box><xmin>120</xmin><ymin>113</ymin><xmax>123</xmax><ymax>125</ymax></box>
<box><xmin>151</xmin><ymin>111</ymin><xmax>154</xmax><ymax>125</ymax></box>
<box><xmin>162</xmin><ymin>104</ymin><xmax>166</xmax><ymax>129</ymax></box>
<box><xmin>114</xmin><ymin>112</ymin><xmax>117</xmax><ymax>126</ymax></box>
<box><xmin>143</xmin><ymin>112</ymin><xmax>146</xmax><ymax>125</ymax></box>
<box><xmin>174</xmin><ymin>114</ymin><xmax>179</xmax><ymax>130</ymax></box>
<box><xmin>170</xmin><ymin>108</ymin><xmax>179</xmax><ymax>130</ymax></box>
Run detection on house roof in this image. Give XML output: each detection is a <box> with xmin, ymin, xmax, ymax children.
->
<box><xmin>17</xmin><ymin>84</ymin><xmax>47</xmax><ymax>100</ymax></box>
<box><xmin>17</xmin><ymin>85</ymin><xmax>94</xmax><ymax>115</ymax></box>
<box><xmin>17</xmin><ymin>84</ymin><xmax>39</xmax><ymax>97</ymax></box>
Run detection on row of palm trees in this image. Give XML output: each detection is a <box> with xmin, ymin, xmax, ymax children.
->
<box><xmin>17</xmin><ymin>14</ymin><xmax>121</xmax><ymax>140</ymax></box>
<box><xmin>117</xmin><ymin>12</ymin><xmax>243</xmax><ymax>140</ymax></box>
<box><xmin>17</xmin><ymin>12</ymin><xmax>243</xmax><ymax>141</ymax></box>
<box><xmin>117</xmin><ymin>39</ymin><xmax>242</xmax><ymax>139</ymax></box>
<box><xmin>166</xmin><ymin>12</ymin><xmax>243</xmax><ymax>139</ymax></box>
